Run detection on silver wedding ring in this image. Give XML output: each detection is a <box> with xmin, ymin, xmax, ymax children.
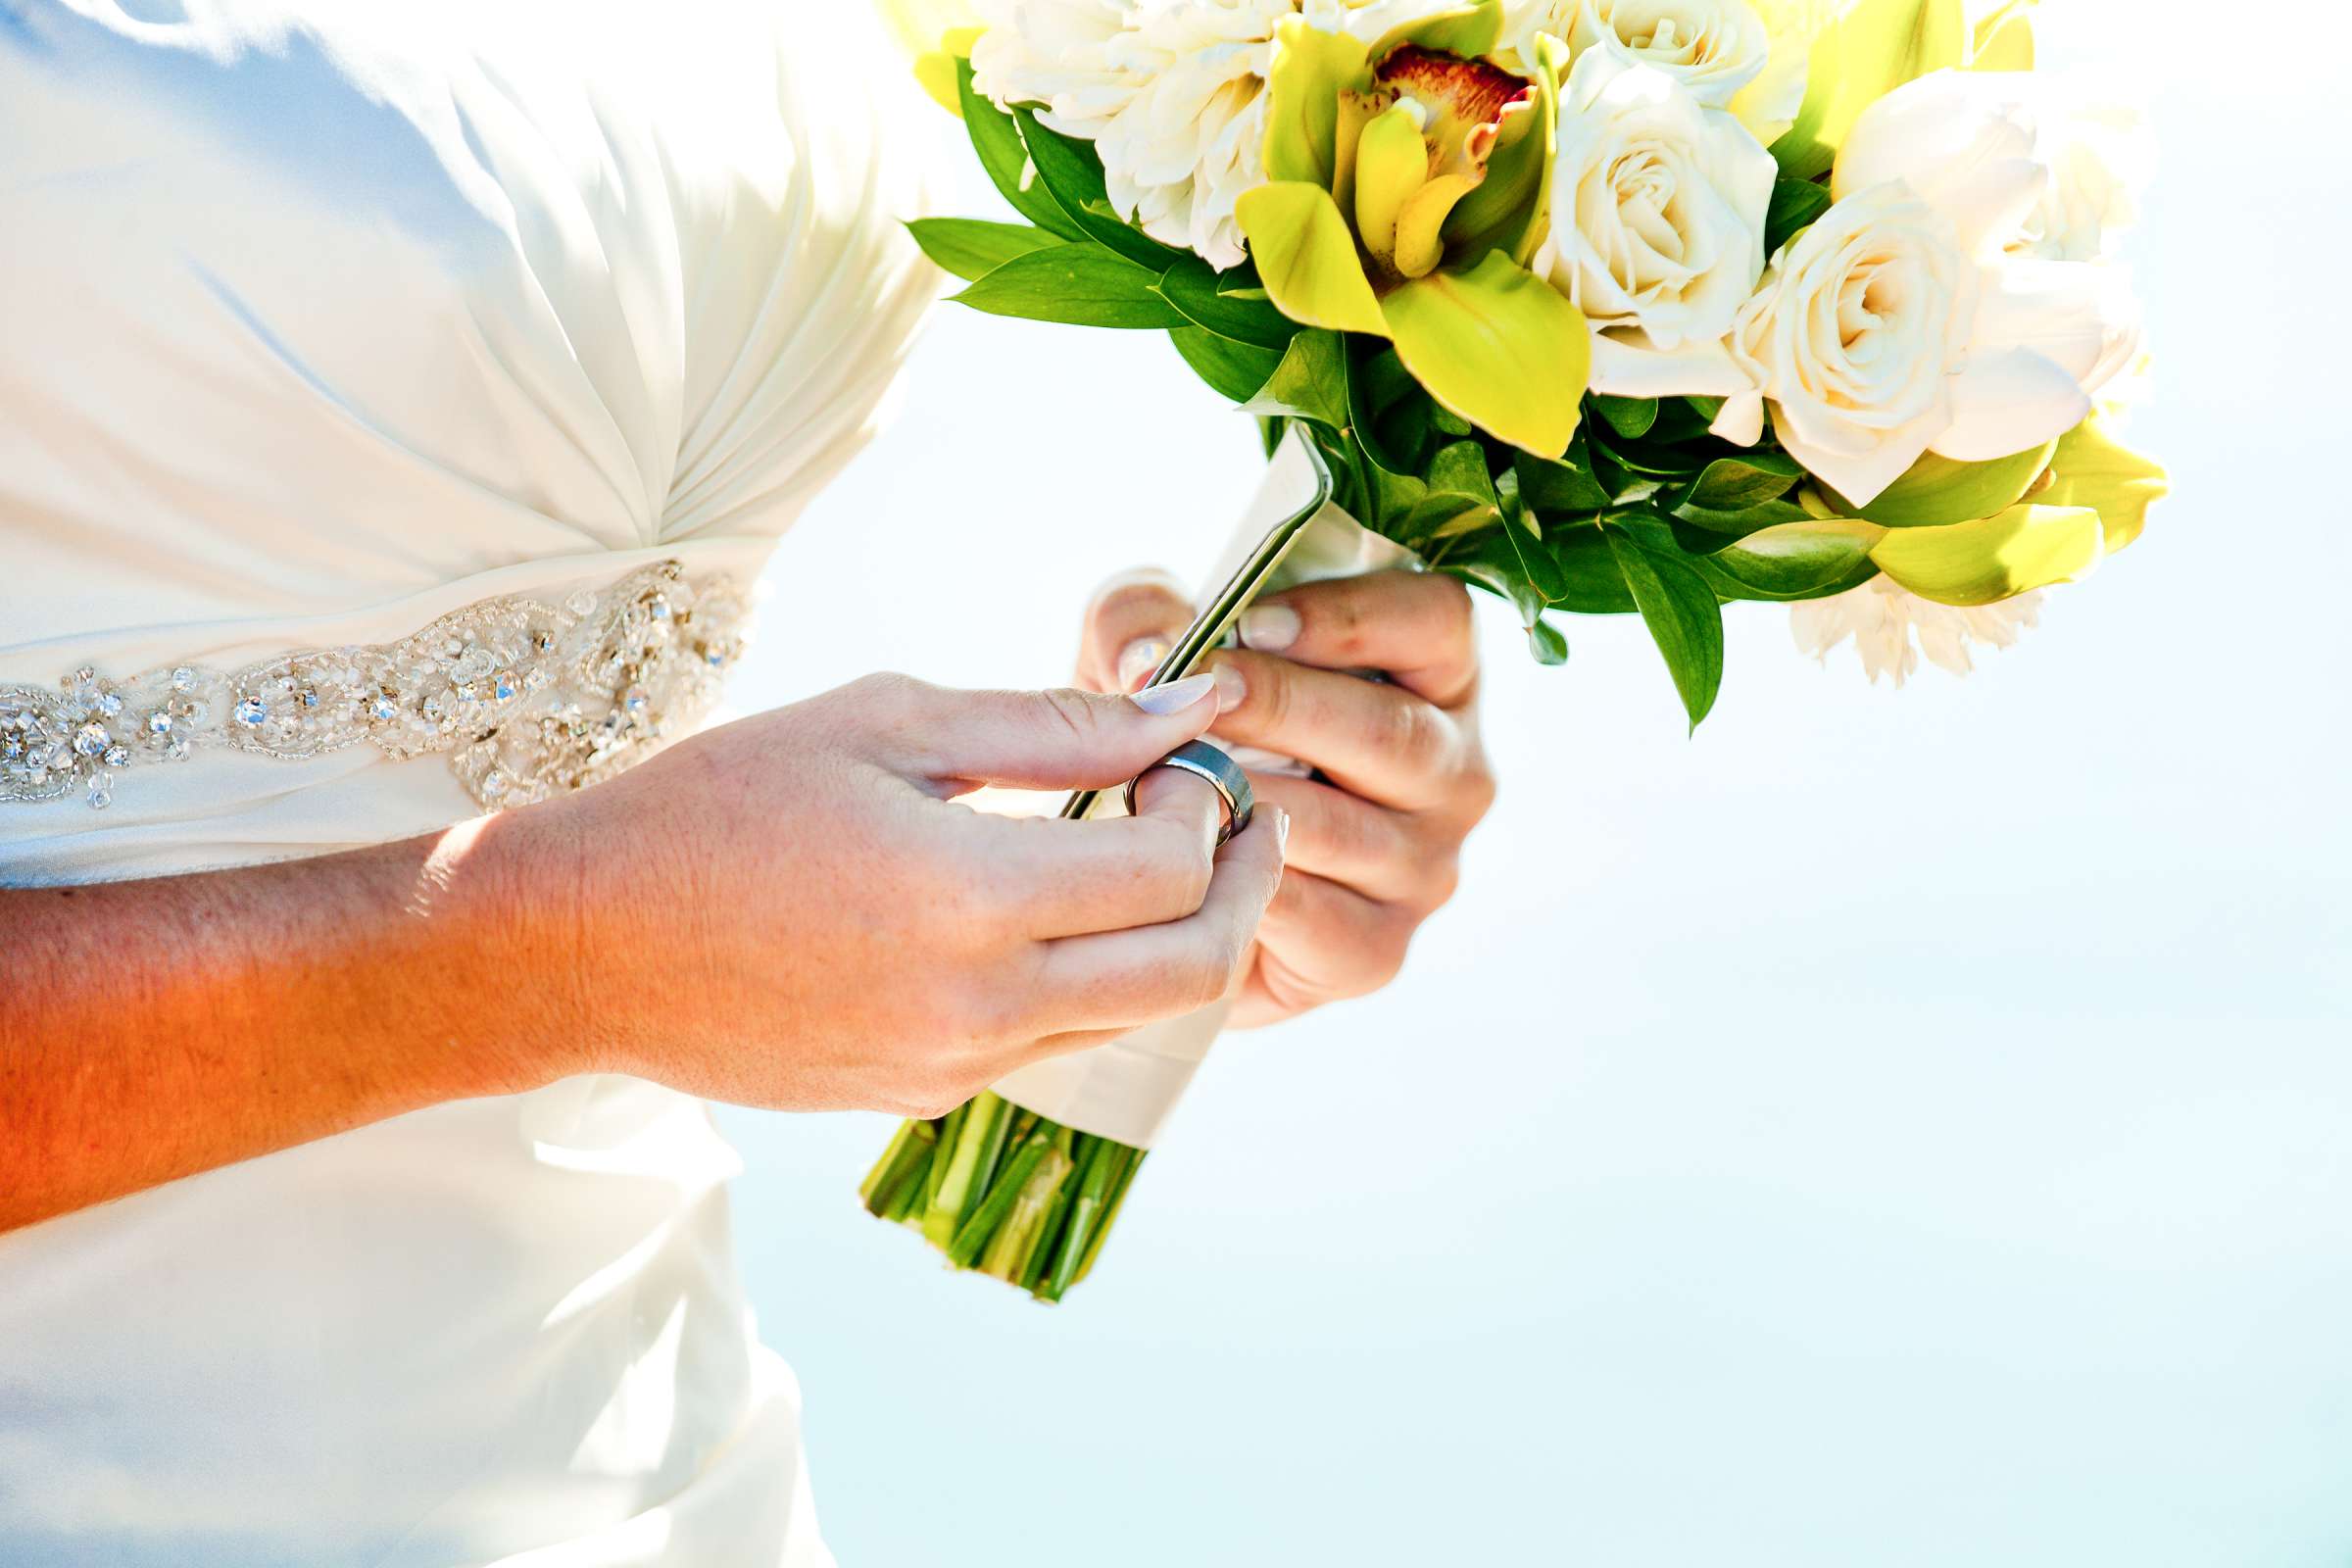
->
<box><xmin>1123</xmin><ymin>739</ymin><xmax>1254</xmax><ymax>846</ymax></box>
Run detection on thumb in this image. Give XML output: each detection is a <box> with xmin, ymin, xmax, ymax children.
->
<box><xmin>909</xmin><ymin>672</ymin><xmax>1227</xmax><ymax>794</ymax></box>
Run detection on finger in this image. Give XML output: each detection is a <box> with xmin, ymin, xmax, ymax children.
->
<box><xmin>1254</xmin><ymin>866</ymin><xmax>1408</xmax><ymax>1003</ymax></box>
<box><xmin>1078</xmin><ymin>569</ymin><xmax>1191</xmax><ymax>693</ymax></box>
<box><xmin>886</xmin><ymin>674</ymin><xmax>1223</xmax><ymax>795</ymax></box>
<box><xmin>1028</xmin><ymin>806</ymin><xmax>1289</xmax><ymax>1034</ymax></box>
<box><xmin>979</xmin><ymin>763</ymin><xmax>1227</xmax><ymax>938</ymax></box>
<box><xmin>1248</xmin><ymin>772</ymin><xmax>1420</xmax><ymax>902</ymax></box>
<box><xmin>1236</xmin><ymin>570</ymin><xmax>1479</xmax><ymax>708</ymax></box>
<box><xmin>1205</xmin><ymin>651</ymin><xmax>1470</xmax><ymax>811</ymax></box>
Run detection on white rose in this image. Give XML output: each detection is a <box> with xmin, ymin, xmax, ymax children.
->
<box><xmin>1836</xmin><ymin>68</ymin><xmax>2148</xmax><ymax>267</ymax></box>
<box><xmin>1712</xmin><ymin>182</ymin><xmax>1975</xmax><ymax>499</ymax></box>
<box><xmin>1830</xmin><ymin>69</ymin><xmax>2147</xmax><ymax>264</ymax></box>
<box><xmin>1543</xmin><ymin>49</ymin><xmax>1775</xmax><ymax>395</ymax></box>
<box><xmin>1711</xmin><ymin>69</ymin><xmax>2142</xmax><ymax>506</ymax></box>
<box><xmin>2012</xmin><ymin>101</ymin><xmax>2145</xmax><ymax>263</ymax></box>
<box><xmin>1501</xmin><ymin>0</ymin><xmax>1810</xmax><ymax>144</ymax></box>
<box><xmin>973</xmin><ymin>0</ymin><xmax>1460</xmax><ymax>271</ymax></box>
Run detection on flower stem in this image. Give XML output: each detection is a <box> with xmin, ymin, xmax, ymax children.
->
<box><xmin>921</xmin><ymin>1091</ymin><xmax>1008</xmax><ymax>1249</ymax></box>
<box><xmin>867</xmin><ymin>1108</ymin><xmax>1148</xmax><ymax>1298</ymax></box>
<box><xmin>1071</xmin><ymin>1145</ymin><xmax>1142</xmax><ymax>1287</ymax></box>
<box><xmin>1036</xmin><ymin>1137</ymin><xmax>1119</xmax><ymax>1302</ymax></box>
<box><xmin>978</xmin><ymin>1131</ymin><xmax>1076</xmax><ymax>1282</ymax></box>
<box><xmin>946</xmin><ymin>1124</ymin><xmax>1050</xmax><ymax>1269</ymax></box>
<box><xmin>1016</xmin><ymin>1134</ymin><xmax>1086</xmax><ymax>1295</ymax></box>
<box><xmin>918</xmin><ymin>1102</ymin><xmax>966</xmax><ymax>1220</ymax></box>
<box><xmin>858</xmin><ymin>1116</ymin><xmax>937</xmax><ymax>1221</ymax></box>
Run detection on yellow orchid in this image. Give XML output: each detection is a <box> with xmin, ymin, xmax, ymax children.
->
<box><xmin>1735</xmin><ymin>415</ymin><xmax>2167</xmax><ymax>608</ymax></box>
<box><xmin>1233</xmin><ymin>1</ymin><xmax>1589</xmax><ymax>457</ymax></box>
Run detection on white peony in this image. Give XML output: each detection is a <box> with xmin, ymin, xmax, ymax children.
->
<box><xmin>1790</xmin><ymin>574</ymin><xmax>2042</xmax><ymax>685</ymax></box>
<box><xmin>1543</xmin><ymin>49</ymin><xmax>1775</xmax><ymax>395</ymax></box>
<box><xmin>971</xmin><ymin>0</ymin><xmax>1458</xmax><ymax>270</ymax></box>
<box><xmin>1499</xmin><ymin>0</ymin><xmax>1811</xmax><ymax>144</ymax></box>
<box><xmin>1710</xmin><ymin>69</ymin><xmax>2142</xmax><ymax>506</ymax></box>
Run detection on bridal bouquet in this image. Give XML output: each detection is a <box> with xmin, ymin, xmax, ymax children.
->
<box><xmin>863</xmin><ymin>0</ymin><xmax>2166</xmax><ymax>1298</ymax></box>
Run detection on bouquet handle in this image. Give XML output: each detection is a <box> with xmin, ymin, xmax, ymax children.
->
<box><xmin>991</xmin><ymin>428</ymin><xmax>1422</xmax><ymax>1150</ymax></box>
<box><xmin>861</xmin><ymin>427</ymin><xmax>1420</xmax><ymax>1296</ymax></box>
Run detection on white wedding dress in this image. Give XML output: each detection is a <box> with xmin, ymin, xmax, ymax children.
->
<box><xmin>0</xmin><ymin>2</ymin><xmax>937</xmax><ymax>1562</ymax></box>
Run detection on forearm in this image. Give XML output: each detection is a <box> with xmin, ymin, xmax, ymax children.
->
<box><xmin>0</xmin><ymin>811</ymin><xmax>586</xmax><ymax>1232</ymax></box>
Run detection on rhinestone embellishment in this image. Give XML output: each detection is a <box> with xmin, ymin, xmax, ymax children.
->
<box><xmin>0</xmin><ymin>562</ymin><xmax>748</xmax><ymax>811</ymax></box>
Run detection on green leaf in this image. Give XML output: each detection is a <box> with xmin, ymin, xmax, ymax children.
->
<box><xmin>1592</xmin><ymin>394</ymin><xmax>1657</xmax><ymax>439</ymax></box>
<box><xmin>1235</xmin><ymin>181</ymin><xmax>1390</xmax><ymax>335</ymax></box>
<box><xmin>1356</xmin><ymin>466</ymin><xmax>1430</xmax><ymax>534</ymax></box>
<box><xmin>1670</xmin><ymin>450</ymin><xmax>1805</xmax><ymax>514</ymax></box>
<box><xmin>1769</xmin><ymin>0</ymin><xmax>1967</xmax><ymax>181</ymax></box>
<box><xmin>906</xmin><ymin>218</ymin><xmax>1066</xmax><ymax>282</ymax></box>
<box><xmin>1014</xmin><ymin>110</ymin><xmax>1189</xmax><ymax>271</ymax></box>
<box><xmin>1605</xmin><ymin>531</ymin><xmax>1725</xmax><ymax>730</ymax></box>
<box><xmin>1593</xmin><ymin>441</ymin><xmax>1711</xmax><ymax>484</ymax></box>
<box><xmin>1587</xmin><ymin>440</ymin><xmax>1662</xmax><ymax>506</ymax></box>
<box><xmin>1514</xmin><ymin>444</ymin><xmax>1610</xmax><ymax>515</ymax></box>
<box><xmin>1346</xmin><ymin>340</ymin><xmax>1424</xmax><ymax>476</ymax></box>
<box><xmin>1239</xmin><ymin>328</ymin><xmax>1351</xmax><ymax>428</ymax></box>
<box><xmin>1169</xmin><ymin>325</ymin><xmax>1286</xmax><ymax>404</ymax></box>
<box><xmin>1504</xmin><ymin>510</ymin><xmax>1571</xmax><ymax>603</ymax></box>
<box><xmin>1425</xmin><ymin>439</ymin><xmax>1497</xmax><ymax>505</ymax></box>
<box><xmin>1702</xmin><ymin>517</ymin><xmax>1886</xmax><ymax>599</ymax></box>
<box><xmin>956</xmin><ymin>61</ymin><xmax>1084</xmax><ymax>240</ymax></box>
<box><xmin>1664</xmin><ymin>451</ymin><xmax>1810</xmax><ymax>539</ymax></box>
<box><xmin>1640</xmin><ymin>396</ymin><xmax>1721</xmax><ymax>447</ymax></box>
<box><xmin>1547</xmin><ymin>527</ymin><xmax>1638</xmax><ymax>612</ymax></box>
<box><xmin>1399</xmin><ymin>493</ymin><xmax>1497</xmax><ymax>546</ymax></box>
<box><xmin>954</xmin><ymin>248</ymin><xmax>1187</xmax><ymax>329</ymax></box>
<box><xmin>1868</xmin><ymin>503</ymin><xmax>2105</xmax><ymax>606</ymax></box>
<box><xmin>1524</xmin><ymin>616</ymin><xmax>1569</xmax><ymax>664</ymax></box>
<box><xmin>1762</xmin><ymin>176</ymin><xmax>1832</xmax><ymax>255</ymax></box>
<box><xmin>1154</xmin><ymin>256</ymin><xmax>1298</xmax><ymax>350</ymax></box>
<box><xmin>1383</xmin><ymin>251</ymin><xmax>1589</xmax><ymax>457</ymax></box>
<box><xmin>1444</xmin><ymin>527</ymin><xmax>1571</xmax><ymax>662</ymax></box>
<box><xmin>1670</xmin><ymin>497</ymin><xmax>1815</xmax><ymax>547</ymax></box>
<box><xmin>1444</xmin><ymin>521</ymin><xmax>1632</xmax><ymax>614</ymax></box>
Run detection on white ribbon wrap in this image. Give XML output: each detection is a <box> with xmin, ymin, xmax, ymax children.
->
<box><xmin>989</xmin><ymin>432</ymin><xmax>1421</xmax><ymax>1148</ymax></box>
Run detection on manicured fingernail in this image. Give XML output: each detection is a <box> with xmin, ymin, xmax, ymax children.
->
<box><xmin>1130</xmin><ymin>671</ymin><xmax>1216</xmax><ymax>714</ymax></box>
<box><xmin>1209</xmin><ymin>658</ymin><xmax>1246</xmax><ymax>713</ymax></box>
<box><xmin>1273</xmin><ymin>807</ymin><xmax>1291</xmax><ymax>855</ymax></box>
<box><xmin>1239</xmin><ymin>603</ymin><xmax>1299</xmax><ymax>652</ymax></box>
<box><xmin>1117</xmin><ymin>637</ymin><xmax>1170</xmax><ymax>692</ymax></box>
<box><xmin>1094</xmin><ymin>566</ymin><xmax>1186</xmax><ymax>602</ymax></box>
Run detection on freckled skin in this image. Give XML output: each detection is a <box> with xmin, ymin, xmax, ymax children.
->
<box><xmin>0</xmin><ymin>675</ymin><xmax>1288</xmax><ymax>1234</ymax></box>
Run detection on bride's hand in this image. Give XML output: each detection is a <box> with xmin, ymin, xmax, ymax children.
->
<box><xmin>1078</xmin><ymin>569</ymin><xmax>1493</xmax><ymax>1028</ymax></box>
<box><xmin>530</xmin><ymin>672</ymin><xmax>1288</xmax><ymax>1117</ymax></box>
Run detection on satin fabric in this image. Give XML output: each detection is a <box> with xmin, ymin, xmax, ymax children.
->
<box><xmin>0</xmin><ymin>2</ymin><xmax>938</xmax><ymax>1561</ymax></box>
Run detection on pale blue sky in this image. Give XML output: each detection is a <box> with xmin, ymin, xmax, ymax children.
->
<box><xmin>717</xmin><ymin>3</ymin><xmax>2352</xmax><ymax>1561</ymax></box>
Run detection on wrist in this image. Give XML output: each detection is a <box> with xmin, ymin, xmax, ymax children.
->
<box><xmin>432</xmin><ymin>806</ymin><xmax>604</xmax><ymax>1096</ymax></box>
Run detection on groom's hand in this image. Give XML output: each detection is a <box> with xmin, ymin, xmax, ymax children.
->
<box><xmin>1079</xmin><ymin>568</ymin><xmax>1494</xmax><ymax>1028</ymax></box>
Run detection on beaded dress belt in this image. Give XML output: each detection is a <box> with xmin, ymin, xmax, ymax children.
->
<box><xmin>0</xmin><ymin>562</ymin><xmax>748</xmax><ymax>811</ymax></box>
